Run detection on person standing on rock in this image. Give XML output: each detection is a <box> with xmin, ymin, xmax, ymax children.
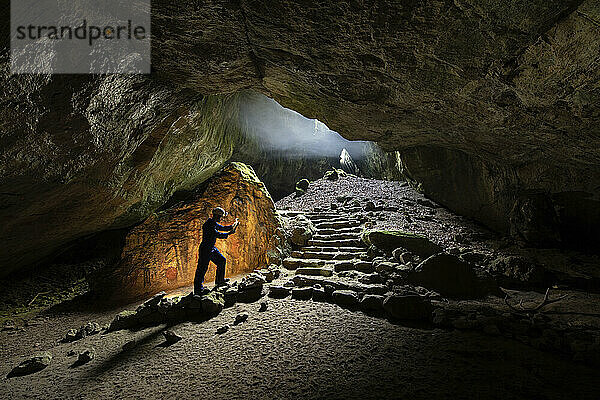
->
<box><xmin>194</xmin><ymin>207</ymin><xmax>240</xmax><ymax>294</ymax></box>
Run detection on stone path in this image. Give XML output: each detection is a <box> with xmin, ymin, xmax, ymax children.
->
<box><xmin>281</xmin><ymin>208</ymin><xmax>372</xmax><ymax>277</ymax></box>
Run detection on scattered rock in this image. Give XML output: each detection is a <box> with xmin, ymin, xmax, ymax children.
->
<box><xmin>76</xmin><ymin>348</ymin><xmax>95</xmax><ymax>365</ymax></box>
<box><xmin>62</xmin><ymin>322</ymin><xmax>102</xmax><ymax>343</ymax></box>
<box><xmin>163</xmin><ymin>330</ymin><xmax>183</xmax><ymax>345</ymax></box>
<box><xmin>332</xmin><ymin>290</ymin><xmax>360</xmax><ymax>307</ymax></box>
<box><xmin>268</xmin><ymin>286</ymin><xmax>291</xmax><ymax>298</ymax></box>
<box><xmin>364</xmin><ymin>201</ymin><xmax>376</xmax><ymax>211</ymax></box>
<box><xmin>363</xmin><ymin>230</ymin><xmax>442</xmax><ymax>257</ymax></box>
<box><xmin>408</xmin><ymin>254</ymin><xmax>487</xmax><ymax>298</ymax></box>
<box><xmin>234</xmin><ymin>312</ymin><xmax>249</xmax><ymax>325</ymax></box>
<box><xmin>383</xmin><ymin>295</ymin><xmax>432</xmax><ymax>321</ymax></box>
<box><xmin>259</xmin><ymin>301</ymin><xmax>268</xmax><ymax>312</ymax></box>
<box><xmin>295</xmin><ymin>179</ymin><xmax>310</xmax><ymax>196</ymax></box>
<box><xmin>8</xmin><ymin>352</ymin><xmax>52</xmax><ymax>378</ymax></box>
<box><xmin>216</xmin><ymin>325</ymin><xmax>230</xmax><ymax>335</ymax></box>
<box><xmin>324</xmin><ymin>169</ymin><xmax>346</xmax><ymax>181</ymax></box>
<box><xmin>62</xmin><ymin>329</ymin><xmax>79</xmax><ymax>343</ymax></box>
<box><xmin>358</xmin><ymin>273</ymin><xmax>384</xmax><ymax>284</ymax></box>
<box><xmin>291</xmin><ymin>287</ymin><xmax>313</xmax><ymax>300</ymax></box>
<box><xmin>287</xmin><ymin>215</ymin><xmax>316</xmax><ymax>247</ymax></box>
<box><xmin>397</xmin><ymin>250</ymin><xmax>413</xmax><ymax>264</ymax></box>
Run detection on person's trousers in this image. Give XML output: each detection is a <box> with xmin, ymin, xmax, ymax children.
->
<box><xmin>194</xmin><ymin>246</ymin><xmax>226</xmax><ymax>293</ymax></box>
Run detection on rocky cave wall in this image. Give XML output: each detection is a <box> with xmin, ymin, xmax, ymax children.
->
<box><xmin>1</xmin><ymin>0</ymin><xmax>600</xmax><ymax>274</ymax></box>
<box><xmin>151</xmin><ymin>0</ymin><xmax>600</xmax><ymax>248</ymax></box>
<box><xmin>91</xmin><ymin>163</ymin><xmax>280</xmax><ymax>302</ymax></box>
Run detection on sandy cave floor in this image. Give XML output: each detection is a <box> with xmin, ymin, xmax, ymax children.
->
<box><xmin>1</xmin><ymin>292</ymin><xmax>599</xmax><ymax>400</ymax></box>
<box><xmin>2</xmin><ymin>175</ymin><xmax>600</xmax><ymax>399</ymax></box>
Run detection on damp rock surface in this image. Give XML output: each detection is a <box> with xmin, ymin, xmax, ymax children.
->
<box><xmin>91</xmin><ymin>163</ymin><xmax>280</xmax><ymax>303</ymax></box>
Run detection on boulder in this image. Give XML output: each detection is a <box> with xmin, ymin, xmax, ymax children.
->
<box><xmin>291</xmin><ymin>287</ymin><xmax>313</xmax><ymax>300</ymax></box>
<box><xmin>62</xmin><ymin>329</ymin><xmax>79</xmax><ymax>343</ymax></box>
<box><xmin>488</xmin><ymin>255</ymin><xmax>546</xmax><ymax>287</ymax></box>
<box><xmin>360</xmin><ymin>295</ymin><xmax>385</xmax><ymax>312</ymax></box>
<box><xmin>237</xmin><ymin>273</ymin><xmax>266</xmax><ymax>303</ymax></box>
<box><xmin>108</xmin><ymin>310</ymin><xmax>138</xmax><ymax>332</ymax></box>
<box><xmin>312</xmin><ymin>287</ymin><xmax>328</xmax><ymax>302</ymax></box>
<box><xmin>223</xmin><ymin>287</ymin><xmax>239</xmax><ymax>307</ymax></box>
<box><xmin>91</xmin><ymin>163</ymin><xmax>280</xmax><ymax>303</ymax></box>
<box><xmin>332</xmin><ymin>290</ymin><xmax>360</xmax><ymax>307</ymax></box>
<box><xmin>324</xmin><ymin>169</ymin><xmax>346</xmax><ymax>181</ymax></box>
<box><xmin>408</xmin><ymin>254</ymin><xmax>487</xmax><ymax>298</ymax></box>
<box><xmin>363</xmin><ymin>230</ymin><xmax>442</xmax><ymax>257</ymax></box>
<box><xmin>383</xmin><ymin>295</ymin><xmax>433</xmax><ymax>321</ymax></box>
<box><xmin>201</xmin><ymin>292</ymin><xmax>225</xmax><ymax>315</ymax></box>
<box><xmin>283</xmin><ymin>215</ymin><xmax>316</xmax><ymax>247</ymax></box>
<box><xmin>8</xmin><ymin>352</ymin><xmax>52</xmax><ymax>378</ymax></box>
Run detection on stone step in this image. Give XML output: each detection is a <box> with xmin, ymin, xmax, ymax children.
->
<box><xmin>313</xmin><ymin>233</ymin><xmax>360</xmax><ymax>241</ymax></box>
<box><xmin>295</xmin><ymin>267</ymin><xmax>334</xmax><ymax>277</ymax></box>
<box><xmin>333</xmin><ymin>260</ymin><xmax>374</xmax><ymax>273</ymax></box>
<box><xmin>308</xmin><ymin>239</ymin><xmax>364</xmax><ymax>247</ymax></box>
<box><xmin>317</xmin><ymin>227</ymin><xmax>363</xmax><ymax>235</ymax></box>
<box><xmin>315</xmin><ymin>221</ymin><xmax>361</xmax><ymax>229</ymax></box>
<box><xmin>283</xmin><ymin>257</ymin><xmax>372</xmax><ymax>272</ymax></box>
<box><xmin>277</xmin><ymin>210</ymin><xmax>305</xmax><ymax>216</ymax></box>
<box><xmin>300</xmin><ymin>246</ymin><xmax>366</xmax><ymax>253</ymax></box>
<box><xmin>283</xmin><ymin>258</ymin><xmax>327</xmax><ymax>270</ymax></box>
<box><xmin>292</xmin><ymin>275</ymin><xmax>388</xmax><ymax>295</ymax></box>
<box><xmin>291</xmin><ymin>250</ymin><xmax>368</xmax><ymax>261</ymax></box>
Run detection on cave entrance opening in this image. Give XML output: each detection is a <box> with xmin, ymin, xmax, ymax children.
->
<box><xmin>230</xmin><ymin>92</ymin><xmax>401</xmax><ymax>201</ymax></box>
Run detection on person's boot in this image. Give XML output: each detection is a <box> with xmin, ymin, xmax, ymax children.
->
<box><xmin>194</xmin><ymin>284</ymin><xmax>210</xmax><ymax>295</ymax></box>
<box><xmin>214</xmin><ymin>278</ymin><xmax>230</xmax><ymax>288</ymax></box>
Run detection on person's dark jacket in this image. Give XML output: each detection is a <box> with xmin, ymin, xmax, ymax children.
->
<box><xmin>200</xmin><ymin>218</ymin><xmax>235</xmax><ymax>249</ymax></box>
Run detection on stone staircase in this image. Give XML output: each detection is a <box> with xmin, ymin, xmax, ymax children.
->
<box><xmin>280</xmin><ymin>209</ymin><xmax>373</xmax><ymax>276</ymax></box>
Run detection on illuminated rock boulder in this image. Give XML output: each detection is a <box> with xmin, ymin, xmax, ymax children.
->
<box><xmin>92</xmin><ymin>162</ymin><xmax>280</xmax><ymax>303</ymax></box>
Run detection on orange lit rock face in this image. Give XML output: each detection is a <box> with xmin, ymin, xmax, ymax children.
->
<box><xmin>96</xmin><ymin>163</ymin><xmax>279</xmax><ymax>302</ymax></box>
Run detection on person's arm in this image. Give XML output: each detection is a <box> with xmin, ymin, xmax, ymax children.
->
<box><xmin>215</xmin><ymin>230</ymin><xmax>230</xmax><ymax>239</ymax></box>
<box><xmin>215</xmin><ymin>222</ymin><xmax>234</xmax><ymax>232</ymax></box>
<box><xmin>216</xmin><ymin>219</ymin><xmax>240</xmax><ymax>232</ymax></box>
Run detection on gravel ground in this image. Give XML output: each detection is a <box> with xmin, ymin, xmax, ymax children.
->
<box><xmin>1</xmin><ymin>294</ymin><xmax>598</xmax><ymax>400</ymax></box>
